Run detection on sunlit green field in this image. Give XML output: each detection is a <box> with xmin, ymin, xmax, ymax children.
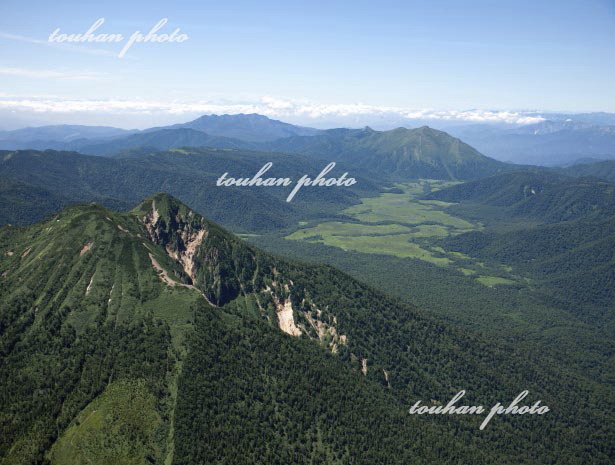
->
<box><xmin>286</xmin><ymin>180</ymin><xmax>518</xmax><ymax>286</ymax></box>
<box><xmin>476</xmin><ymin>276</ymin><xmax>517</xmax><ymax>287</ymax></box>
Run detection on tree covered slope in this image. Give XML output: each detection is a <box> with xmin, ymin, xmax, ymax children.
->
<box><xmin>0</xmin><ymin>194</ymin><xmax>613</xmax><ymax>464</ymax></box>
<box><xmin>425</xmin><ymin>170</ymin><xmax>615</xmax><ymax>222</ymax></box>
<box><xmin>0</xmin><ymin>148</ymin><xmax>379</xmax><ymax>232</ymax></box>
<box><xmin>265</xmin><ymin>126</ymin><xmax>510</xmax><ymax>181</ymax></box>
<box><xmin>560</xmin><ymin>159</ymin><xmax>615</xmax><ymax>182</ymax></box>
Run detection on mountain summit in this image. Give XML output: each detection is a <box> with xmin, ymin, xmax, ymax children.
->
<box><xmin>266</xmin><ymin>125</ymin><xmax>509</xmax><ymax>180</ymax></box>
<box><xmin>170</xmin><ymin>113</ymin><xmax>322</xmax><ymax>142</ymax></box>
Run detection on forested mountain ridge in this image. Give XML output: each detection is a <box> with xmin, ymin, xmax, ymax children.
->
<box><xmin>1</xmin><ymin>194</ymin><xmax>614</xmax><ymax>464</ymax></box>
<box><xmin>0</xmin><ymin>117</ymin><xmax>513</xmax><ymax>183</ymax></box>
<box><xmin>425</xmin><ymin>170</ymin><xmax>615</xmax><ymax>223</ymax></box>
<box><xmin>559</xmin><ymin>159</ymin><xmax>615</xmax><ymax>182</ymax></box>
<box><xmin>419</xmin><ymin>171</ymin><xmax>615</xmax><ymax>348</ymax></box>
<box><xmin>79</xmin><ymin>128</ymin><xmax>249</xmax><ymax>155</ymax></box>
<box><xmin>440</xmin><ymin>216</ymin><xmax>615</xmax><ymax>330</ymax></box>
<box><xmin>263</xmin><ymin>125</ymin><xmax>511</xmax><ymax>181</ymax></box>
<box><xmin>0</xmin><ymin>148</ymin><xmax>379</xmax><ymax>230</ymax></box>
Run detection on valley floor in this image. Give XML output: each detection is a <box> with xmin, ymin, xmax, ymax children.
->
<box><xmin>286</xmin><ymin>180</ymin><xmax>519</xmax><ymax>288</ymax></box>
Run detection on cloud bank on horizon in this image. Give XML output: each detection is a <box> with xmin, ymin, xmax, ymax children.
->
<box><xmin>0</xmin><ymin>95</ymin><xmax>545</xmax><ymax>128</ymax></box>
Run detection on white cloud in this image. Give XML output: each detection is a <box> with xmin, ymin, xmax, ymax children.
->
<box><xmin>0</xmin><ymin>95</ymin><xmax>545</xmax><ymax>125</ymax></box>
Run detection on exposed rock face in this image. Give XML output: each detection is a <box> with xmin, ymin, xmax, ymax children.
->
<box><xmin>85</xmin><ymin>273</ymin><xmax>95</xmax><ymax>296</ymax></box>
<box><xmin>140</xmin><ymin>199</ymin><xmax>208</xmax><ymax>285</ymax></box>
<box><xmin>271</xmin><ymin>294</ymin><xmax>302</xmax><ymax>337</ymax></box>
<box><xmin>147</xmin><ymin>252</ymin><xmax>218</xmax><ymax>307</ymax></box>
<box><xmin>79</xmin><ymin>241</ymin><xmax>93</xmax><ymax>256</ymax></box>
<box><xmin>265</xmin><ymin>280</ymin><xmax>347</xmax><ymax>352</ymax></box>
<box><xmin>138</xmin><ymin>198</ymin><xmax>232</xmax><ymax>306</ymax></box>
<box><xmin>383</xmin><ymin>369</ymin><xmax>391</xmax><ymax>388</ymax></box>
<box><xmin>165</xmin><ymin>230</ymin><xmax>205</xmax><ymax>281</ymax></box>
<box><xmin>301</xmin><ymin>301</ymin><xmax>347</xmax><ymax>353</ymax></box>
<box><xmin>137</xmin><ymin>196</ymin><xmax>349</xmax><ymax>350</ymax></box>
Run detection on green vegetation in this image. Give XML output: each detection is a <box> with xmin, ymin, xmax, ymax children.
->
<box><xmin>426</xmin><ymin>170</ymin><xmax>615</xmax><ymax>223</ymax></box>
<box><xmin>266</xmin><ymin>125</ymin><xmax>511</xmax><ymax>181</ymax></box>
<box><xmin>251</xmin><ymin>170</ymin><xmax>615</xmax><ymax>384</ymax></box>
<box><xmin>2</xmin><ymin>115</ymin><xmax>615</xmax><ymax>465</ymax></box>
<box><xmin>249</xmin><ymin>234</ymin><xmax>615</xmax><ymax>384</ymax></box>
<box><xmin>0</xmin><ymin>177</ymin><xmax>73</xmax><ymax>225</ymax></box>
<box><xmin>285</xmin><ymin>180</ymin><xmax>519</xmax><ymax>276</ymax></box>
<box><xmin>476</xmin><ymin>275</ymin><xmax>516</xmax><ymax>287</ymax></box>
<box><xmin>1</xmin><ymin>194</ymin><xmax>614</xmax><ymax>464</ymax></box>
<box><xmin>442</xmin><ymin>217</ymin><xmax>615</xmax><ymax>326</ymax></box>
<box><xmin>49</xmin><ymin>380</ymin><xmax>161</xmax><ymax>465</ymax></box>
<box><xmin>560</xmin><ymin>159</ymin><xmax>615</xmax><ymax>182</ymax></box>
<box><xmin>0</xmin><ymin>148</ymin><xmax>379</xmax><ymax>232</ymax></box>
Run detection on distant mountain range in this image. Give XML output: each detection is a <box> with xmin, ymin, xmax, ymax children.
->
<box><xmin>0</xmin><ymin>124</ymin><xmax>136</xmax><ymax>143</ymax></box>
<box><xmin>6</xmin><ymin>112</ymin><xmax>615</xmax><ymax>176</ymax></box>
<box><xmin>158</xmin><ymin>113</ymin><xmax>322</xmax><ymax>141</ymax></box>
<box><xmin>449</xmin><ymin>120</ymin><xmax>615</xmax><ymax>166</ymax></box>
<box><xmin>559</xmin><ymin>159</ymin><xmax>615</xmax><ymax>182</ymax></box>
<box><xmin>0</xmin><ymin>148</ymin><xmax>379</xmax><ymax>230</ymax></box>
<box><xmin>0</xmin><ymin>113</ymin><xmax>516</xmax><ymax>181</ymax></box>
<box><xmin>4</xmin><ymin>112</ymin><xmax>615</xmax><ymax>170</ymax></box>
<box><xmin>79</xmin><ymin>128</ymin><xmax>249</xmax><ymax>155</ymax></box>
<box><xmin>0</xmin><ymin>114</ymin><xmax>317</xmax><ymax>150</ymax></box>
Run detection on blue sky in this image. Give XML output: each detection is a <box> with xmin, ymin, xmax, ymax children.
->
<box><xmin>0</xmin><ymin>0</ymin><xmax>613</xmax><ymax>128</ymax></box>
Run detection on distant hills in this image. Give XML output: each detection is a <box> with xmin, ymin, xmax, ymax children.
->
<box><xmin>0</xmin><ymin>124</ymin><xmax>136</xmax><ymax>143</ymax></box>
<box><xmin>77</xmin><ymin>125</ymin><xmax>513</xmax><ymax>182</ymax></box>
<box><xmin>425</xmin><ymin>170</ymin><xmax>615</xmax><ymax>325</ymax></box>
<box><xmin>449</xmin><ymin>120</ymin><xmax>615</xmax><ymax>166</ymax></box>
<box><xmin>263</xmin><ymin>125</ymin><xmax>510</xmax><ymax>181</ymax></box>
<box><xmin>0</xmin><ymin>148</ymin><xmax>379</xmax><ymax>230</ymax></box>
<box><xmin>79</xmin><ymin>128</ymin><xmax>248</xmax><ymax>156</ymax></box>
<box><xmin>0</xmin><ymin>114</ymin><xmax>516</xmax><ymax>182</ymax></box>
<box><xmin>559</xmin><ymin>159</ymin><xmax>615</xmax><ymax>183</ymax></box>
<box><xmin>0</xmin><ymin>113</ymin><xmax>317</xmax><ymax>151</ymax></box>
<box><xmin>3</xmin><ymin>112</ymin><xmax>615</xmax><ymax>189</ymax></box>
<box><xmin>3</xmin><ymin>113</ymin><xmax>615</xmax><ymax>168</ymax></box>
<box><xmin>425</xmin><ymin>170</ymin><xmax>615</xmax><ymax>223</ymax></box>
<box><xmin>161</xmin><ymin>113</ymin><xmax>322</xmax><ymax>142</ymax></box>
<box><xmin>103</xmin><ymin>125</ymin><xmax>514</xmax><ymax>182</ymax></box>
